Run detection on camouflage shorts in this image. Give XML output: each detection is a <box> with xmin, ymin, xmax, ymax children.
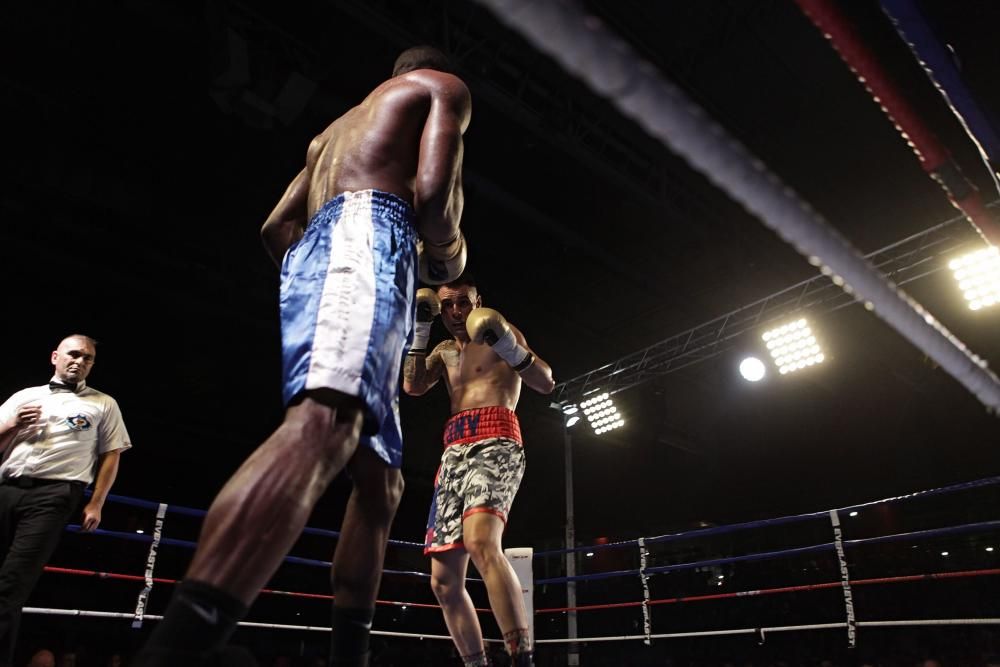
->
<box><xmin>424</xmin><ymin>437</ymin><xmax>525</xmax><ymax>553</ymax></box>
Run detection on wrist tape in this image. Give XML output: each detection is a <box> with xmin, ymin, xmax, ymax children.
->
<box><xmin>492</xmin><ymin>329</ymin><xmax>530</xmax><ymax>369</ymax></box>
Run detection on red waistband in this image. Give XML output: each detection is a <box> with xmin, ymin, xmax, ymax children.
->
<box><xmin>443</xmin><ymin>406</ymin><xmax>522</xmax><ymax>447</ymax></box>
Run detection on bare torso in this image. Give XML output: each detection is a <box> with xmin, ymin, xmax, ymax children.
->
<box><xmin>437</xmin><ymin>340</ymin><xmax>523</xmax><ymax>414</ymax></box>
<box><xmin>305</xmin><ymin>70</ymin><xmax>455</xmax><ymax>217</ymax></box>
<box><xmin>260</xmin><ymin>67</ymin><xmax>469</xmax><ymax>268</ymax></box>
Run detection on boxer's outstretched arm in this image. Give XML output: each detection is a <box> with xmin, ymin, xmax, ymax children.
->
<box><xmin>509</xmin><ymin>324</ymin><xmax>555</xmax><ymax>395</ymax></box>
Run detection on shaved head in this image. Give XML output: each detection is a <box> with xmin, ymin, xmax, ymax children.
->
<box><xmin>51</xmin><ymin>334</ymin><xmax>98</xmax><ymax>384</ymax></box>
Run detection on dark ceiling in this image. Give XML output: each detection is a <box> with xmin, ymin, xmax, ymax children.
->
<box><xmin>2</xmin><ymin>0</ymin><xmax>999</xmax><ymax>551</ymax></box>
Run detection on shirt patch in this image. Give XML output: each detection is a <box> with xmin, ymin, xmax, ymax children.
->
<box><xmin>65</xmin><ymin>414</ymin><xmax>93</xmax><ymax>431</ymax></box>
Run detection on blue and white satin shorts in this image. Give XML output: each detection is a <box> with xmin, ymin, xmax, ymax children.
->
<box><xmin>279</xmin><ymin>189</ymin><xmax>418</xmax><ymax>467</ymax></box>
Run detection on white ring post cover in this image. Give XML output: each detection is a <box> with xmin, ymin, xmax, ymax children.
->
<box><xmin>505</xmin><ymin>547</ymin><xmax>535</xmax><ymax>643</ymax></box>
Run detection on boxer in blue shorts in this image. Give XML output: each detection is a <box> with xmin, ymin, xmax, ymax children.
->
<box><xmin>136</xmin><ymin>45</ymin><xmax>471</xmax><ymax>667</ymax></box>
<box><xmin>404</xmin><ymin>275</ymin><xmax>555</xmax><ymax>667</ymax></box>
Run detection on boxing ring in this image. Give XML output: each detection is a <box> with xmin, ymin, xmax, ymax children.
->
<box><xmin>20</xmin><ymin>0</ymin><xmax>1000</xmax><ymax>664</ymax></box>
<box><xmin>21</xmin><ymin>474</ymin><xmax>1000</xmax><ymax>662</ymax></box>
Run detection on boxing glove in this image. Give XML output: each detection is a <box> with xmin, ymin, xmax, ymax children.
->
<box><xmin>465</xmin><ymin>308</ymin><xmax>534</xmax><ymax>371</ymax></box>
<box><xmin>417</xmin><ymin>233</ymin><xmax>467</xmax><ymax>285</ymax></box>
<box><xmin>410</xmin><ymin>288</ymin><xmax>441</xmax><ymax>353</ymax></box>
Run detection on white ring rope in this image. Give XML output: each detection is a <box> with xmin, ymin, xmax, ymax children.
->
<box><xmin>22</xmin><ymin>608</ymin><xmax>1000</xmax><ymax>643</ymax></box>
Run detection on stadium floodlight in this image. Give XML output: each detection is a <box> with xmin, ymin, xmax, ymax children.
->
<box><xmin>949</xmin><ymin>246</ymin><xmax>1000</xmax><ymax>311</ymax></box>
<box><xmin>739</xmin><ymin>356</ymin><xmax>766</xmax><ymax>382</ymax></box>
<box><xmin>580</xmin><ymin>392</ymin><xmax>625</xmax><ymax>435</ymax></box>
<box><xmin>761</xmin><ymin>318</ymin><xmax>825</xmax><ymax>375</ymax></box>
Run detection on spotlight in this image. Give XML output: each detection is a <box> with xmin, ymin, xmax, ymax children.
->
<box><xmin>762</xmin><ymin>318</ymin><xmax>826</xmax><ymax>375</ymax></box>
<box><xmin>739</xmin><ymin>356</ymin><xmax>766</xmax><ymax>382</ymax></box>
<box><xmin>987</xmin><ymin>547</ymin><xmax>995</xmax><ymax>553</ymax></box>
<box><xmin>940</xmin><ymin>551</ymin><xmax>949</xmax><ymax>557</ymax></box>
<box><xmin>581</xmin><ymin>393</ymin><xmax>625</xmax><ymax>435</ymax></box>
<box><xmin>562</xmin><ymin>404</ymin><xmax>579</xmax><ymax>415</ymax></box>
<box><xmin>849</xmin><ymin>511</ymin><xmax>858</xmax><ymax>517</ymax></box>
<box><xmin>586</xmin><ymin>552</ymin><xmax>594</xmax><ymax>558</ymax></box>
<box><xmin>950</xmin><ymin>246</ymin><xmax>1000</xmax><ymax>310</ymax></box>
<box><xmin>566</xmin><ymin>415</ymin><xmax>580</xmax><ymax>428</ymax></box>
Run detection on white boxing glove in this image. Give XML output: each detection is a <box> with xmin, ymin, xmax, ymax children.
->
<box><xmin>410</xmin><ymin>288</ymin><xmax>441</xmax><ymax>354</ymax></box>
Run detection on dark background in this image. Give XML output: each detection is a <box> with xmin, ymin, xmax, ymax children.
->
<box><xmin>2</xmin><ymin>1</ymin><xmax>999</xmax><ymax>663</ymax></box>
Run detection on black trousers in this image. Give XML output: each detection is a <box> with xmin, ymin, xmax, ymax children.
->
<box><xmin>0</xmin><ymin>478</ymin><xmax>83</xmax><ymax>667</ymax></box>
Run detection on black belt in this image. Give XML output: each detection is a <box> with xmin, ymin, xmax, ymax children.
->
<box><xmin>0</xmin><ymin>476</ymin><xmax>83</xmax><ymax>489</ymax></box>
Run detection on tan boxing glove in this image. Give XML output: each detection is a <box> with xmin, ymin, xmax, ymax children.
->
<box><xmin>417</xmin><ymin>233</ymin><xmax>467</xmax><ymax>285</ymax></box>
<box><xmin>465</xmin><ymin>307</ymin><xmax>534</xmax><ymax>372</ymax></box>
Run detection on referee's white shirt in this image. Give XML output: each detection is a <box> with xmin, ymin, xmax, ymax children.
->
<box><xmin>0</xmin><ymin>378</ymin><xmax>131</xmax><ymax>484</ymax></box>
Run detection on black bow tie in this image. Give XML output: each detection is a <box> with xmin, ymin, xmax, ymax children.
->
<box><xmin>49</xmin><ymin>381</ymin><xmax>78</xmax><ymax>393</ymax></box>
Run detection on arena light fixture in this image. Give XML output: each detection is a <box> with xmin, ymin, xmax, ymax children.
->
<box><xmin>849</xmin><ymin>511</ymin><xmax>859</xmax><ymax>517</ymax></box>
<box><xmin>739</xmin><ymin>356</ymin><xmax>766</xmax><ymax>382</ymax></box>
<box><xmin>762</xmin><ymin>318</ymin><xmax>825</xmax><ymax>375</ymax></box>
<box><xmin>950</xmin><ymin>246</ymin><xmax>1000</xmax><ymax>311</ymax></box>
<box><xmin>580</xmin><ymin>392</ymin><xmax>624</xmax><ymax>435</ymax></box>
<box><xmin>565</xmin><ymin>415</ymin><xmax>581</xmax><ymax>428</ymax></box>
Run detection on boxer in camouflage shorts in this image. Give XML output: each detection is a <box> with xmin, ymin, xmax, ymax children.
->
<box><xmin>403</xmin><ymin>274</ymin><xmax>555</xmax><ymax>667</ymax></box>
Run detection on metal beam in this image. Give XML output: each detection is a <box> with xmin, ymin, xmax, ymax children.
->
<box><xmin>553</xmin><ymin>213</ymin><xmax>982</xmax><ymax>405</ymax></box>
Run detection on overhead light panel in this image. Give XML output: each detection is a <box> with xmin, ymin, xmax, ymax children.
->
<box><xmin>950</xmin><ymin>246</ymin><xmax>1000</xmax><ymax>311</ymax></box>
<box><xmin>581</xmin><ymin>393</ymin><xmax>624</xmax><ymax>435</ymax></box>
<box><xmin>762</xmin><ymin>318</ymin><xmax>825</xmax><ymax>375</ymax></box>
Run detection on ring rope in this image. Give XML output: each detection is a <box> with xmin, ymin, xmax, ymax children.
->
<box><xmin>537</xmin><ymin>519</ymin><xmax>1000</xmax><ymax>585</ymax></box>
<box><xmin>42</xmin><ymin>566</ymin><xmax>491</xmax><ymax>613</ymax></box>
<box><xmin>796</xmin><ymin>0</ymin><xmax>1000</xmax><ymax>245</ymax></box>
<box><xmin>879</xmin><ymin>0</ymin><xmax>1000</xmax><ymax>178</ymax></box>
<box><xmin>534</xmin><ymin>568</ymin><xmax>1000</xmax><ymax>614</ymax></box>
<box><xmin>91</xmin><ymin>475</ymin><xmax>1000</xmax><ymax>561</ymax></box>
<box><xmin>20</xmin><ymin>608</ymin><xmax>1000</xmax><ymax>643</ymax></box>
<box><xmin>44</xmin><ymin>564</ymin><xmax>999</xmax><ymax>617</ymax></box>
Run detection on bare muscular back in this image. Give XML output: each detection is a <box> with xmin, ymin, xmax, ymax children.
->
<box><xmin>437</xmin><ymin>340</ymin><xmax>523</xmax><ymax>414</ymax></box>
<box><xmin>259</xmin><ymin>67</ymin><xmax>470</xmax><ymax>269</ymax></box>
<box><xmin>305</xmin><ymin>69</ymin><xmax>469</xmax><ymax>218</ymax></box>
